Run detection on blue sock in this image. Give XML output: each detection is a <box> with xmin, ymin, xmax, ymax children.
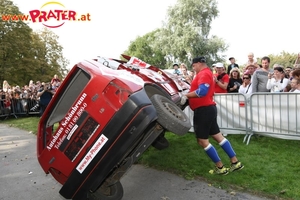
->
<box><xmin>204</xmin><ymin>143</ymin><xmax>221</xmax><ymax>163</ymax></box>
<box><xmin>219</xmin><ymin>138</ymin><xmax>236</xmax><ymax>158</ymax></box>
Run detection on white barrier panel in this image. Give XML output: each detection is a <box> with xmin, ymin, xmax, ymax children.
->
<box><xmin>185</xmin><ymin>93</ymin><xmax>248</xmax><ymax>136</ymax></box>
<box><xmin>249</xmin><ymin>93</ymin><xmax>300</xmax><ymax>140</ymax></box>
<box><xmin>186</xmin><ymin>93</ymin><xmax>300</xmax><ymax>144</ymax></box>
<box><xmin>214</xmin><ymin>94</ymin><xmax>249</xmax><ymax>137</ymax></box>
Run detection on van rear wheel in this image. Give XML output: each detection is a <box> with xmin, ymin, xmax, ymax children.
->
<box><xmin>89</xmin><ymin>181</ymin><xmax>123</xmax><ymax>200</ymax></box>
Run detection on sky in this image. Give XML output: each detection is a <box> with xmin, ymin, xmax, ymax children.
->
<box><xmin>11</xmin><ymin>0</ymin><xmax>300</xmax><ymax>69</ymax></box>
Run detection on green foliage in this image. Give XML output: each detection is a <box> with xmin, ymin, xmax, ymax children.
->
<box><xmin>123</xmin><ymin>29</ymin><xmax>167</xmax><ymax>68</ymax></box>
<box><xmin>256</xmin><ymin>51</ymin><xmax>298</xmax><ymax>69</ymax></box>
<box><xmin>156</xmin><ymin>0</ymin><xmax>228</xmax><ymax>68</ymax></box>
<box><xmin>0</xmin><ymin>0</ymin><xmax>33</xmax><ymax>85</ymax></box>
<box><xmin>0</xmin><ymin>0</ymin><xmax>69</xmax><ymax>86</ymax></box>
<box><xmin>122</xmin><ymin>0</ymin><xmax>228</xmax><ymax>70</ymax></box>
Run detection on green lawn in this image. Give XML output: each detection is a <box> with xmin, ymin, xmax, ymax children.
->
<box><xmin>1</xmin><ymin>117</ymin><xmax>298</xmax><ymax>200</ymax></box>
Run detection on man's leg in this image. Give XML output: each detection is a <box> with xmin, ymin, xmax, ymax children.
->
<box><xmin>212</xmin><ymin>133</ymin><xmax>244</xmax><ymax>172</ymax></box>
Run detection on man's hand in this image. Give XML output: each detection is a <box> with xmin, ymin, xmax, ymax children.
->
<box><xmin>180</xmin><ymin>95</ymin><xmax>188</xmax><ymax>105</ymax></box>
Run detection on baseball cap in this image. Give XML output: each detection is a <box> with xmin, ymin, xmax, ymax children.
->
<box><xmin>191</xmin><ymin>56</ymin><xmax>206</xmax><ymax>65</ymax></box>
<box><xmin>215</xmin><ymin>62</ymin><xmax>224</xmax><ymax>68</ymax></box>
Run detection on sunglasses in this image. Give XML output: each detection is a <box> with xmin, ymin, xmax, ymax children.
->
<box><xmin>243</xmin><ymin>77</ymin><xmax>250</xmax><ymax>79</ymax></box>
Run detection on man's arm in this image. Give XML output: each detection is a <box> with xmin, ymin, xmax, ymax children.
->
<box><xmin>36</xmin><ymin>89</ymin><xmax>45</xmax><ymax>98</ymax></box>
<box><xmin>251</xmin><ymin>71</ymin><xmax>258</xmax><ymax>93</ymax></box>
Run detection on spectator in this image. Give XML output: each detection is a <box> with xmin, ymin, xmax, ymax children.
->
<box><xmin>244</xmin><ymin>64</ymin><xmax>256</xmax><ymax>76</ymax></box>
<box><xmin>246</xmin><ymin>52</ymin><xmax>259</xmax><ymax>68</ymax></box>
<box><xmin>213</xmin><ymin>63</ymin><xmax>229</xmax><ymax>93</ymax></box>
<box><xmin>284</xmin><ymin>83</ymin><xmax>292</xmax><ymax>92</ymax></box>
<box><xmin>266</xmin><ymin>66</ymin><xmax>289</xmax><ymax>93</ymax></box>
<box><xmin>2</xmin><ymin>80</ymin><xmax>11</xmax><ymax>92</ymax></box>
<box><xmin>227</xmin><ymin>57</ymin><xmax>239</xmax><ymax>75</ymax></box>
<box><xmin>189</xmin><ymin>70</ymin><xmax>195</xmax><ymax>81</ymax></box>
<box><xmin>28</xmin><ymin>80</ymin><xmax>35</xmax><ymax>89</ymax></box>
<box><xmin>181</xmin><ymin>65</ymin><xmax>193</xmax><ymax>84</ymax></box>
<box><xmin>172</xmin><ymin>63</ymin><xmax>181</xmax><ymax>75</ymax></box>
<box><xmin>290</xmin><ymin>78</ymin><xmax>300</xmax><ymax>93</ymax></box>
<box><xmin>227</xmin><ymin>69</ymin><xmax>242</xmax><ymax>93</ymax></box>
<box><xmin>284</xmin><ymin>67</ymin><xmax>293</xmax><ymax>79</ymax></box>
<box><xmin>0</xmin><ymin>89</ymin><xmax>5</xmax><ymax>114</ymax></box>
<box><xmin>36</xmin><ymin>81</ymin><xmax>42</xmax><ymax>89</ymax></box>
<box><xmin>51</xmin><ymin>74</ymin><xmax>61</xmax><ymax>85</ymax></box>
<box><xmin>251</xmin><ymin>56</ymin><xmax>272</xmax><ymax>92</ymax></box>
<box><xmin>180</xmin><ymin>63</ymin><xmax>187</xmax><ymax>74</ymax></box>
<box><xmin>291</xmin><ymin>69</ymin><xmax>300</xmax><ymax>80</ymax></box>
<box><xmin>37</xmin><ymin>82</ymin><xmax>55</xmax><ymax>117</ymax></box>
<box><xmin>239</xmin><ymin>74</ymin><xmax>252</xmax><ymax>95</ymax></box>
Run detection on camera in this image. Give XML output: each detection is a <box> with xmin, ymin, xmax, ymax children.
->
<box><xmin>234</xmin><ymin>82</ymin><xmax>241</xmax><ymax>87</ymax></box>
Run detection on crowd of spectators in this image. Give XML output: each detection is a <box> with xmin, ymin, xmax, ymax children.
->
<box><xmin>172</xmin><ymin>52</ymin><xmax>300</xmax><ymax>95</ymax></box>
<box><xmin>0</xmin><ymin>75</ymin><xmax>62</xmax><ymax>117</ymax></box>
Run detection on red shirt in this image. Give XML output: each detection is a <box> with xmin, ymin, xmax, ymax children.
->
<box><xmin>189</xmin><ymin>67</ymin><xmax>216</xmax><ymax>110</ymax></box>
<box><xmin>214</xmin><ymin>73</ymin><xmax>229</xmax><ymax>93</ymax></box>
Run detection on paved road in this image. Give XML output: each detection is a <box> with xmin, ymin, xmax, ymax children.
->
<box><xmin>0</xmin><ymin>124</ymin><xmax>270</xmax><ymax>200</ymax></box>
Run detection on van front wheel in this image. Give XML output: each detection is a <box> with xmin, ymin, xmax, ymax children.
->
<box><xmin>150</xmin><ymin>94</ymin><xmax>191</xmax><ymax>135</ymax></box>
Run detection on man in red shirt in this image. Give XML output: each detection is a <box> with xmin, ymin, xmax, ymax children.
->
<box><xmin>214</xmin><ymin>63</ymin><xmax>229</xmax><ymax>93</ymax></box>
<box><xmin>180</xmin><ymin>56</ymin><xmax>243</xmax><ymax>175</ymax></box>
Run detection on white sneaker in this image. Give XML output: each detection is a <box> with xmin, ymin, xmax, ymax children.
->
<box><xmin>188</xmin><ymin>127</ymin><xmax>194</xmax><ymax>132</ymax></box>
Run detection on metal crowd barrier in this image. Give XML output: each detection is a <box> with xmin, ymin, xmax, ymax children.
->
<box><xmin>0</xmin><ymin>98</ymin><xmax>40</xmax><ymax>119</ymax></box>
<box><xmin>214</xmin><ymin>93</ymin><xmax>300</xmax><ymax>145</ymax></box>
<box><xmin>214</xmin><ymin>93</ymin><xmax>249</xmax><ymax>143</ymax></box>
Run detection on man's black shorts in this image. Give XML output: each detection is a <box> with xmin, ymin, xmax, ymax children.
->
<box><xmin>193</xmin><ymin>105</ymin><xmax>220</xmax><ymax>139</ymax></box>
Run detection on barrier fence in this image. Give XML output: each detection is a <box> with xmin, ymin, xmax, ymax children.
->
<box><xmin>214</xmin><ymin>93</ymin><xmax>300</xmax><ymax>144</ymax></box>
<box><xmin>0</xmin><ymin>98</ymin><xmax>40</xmax><ymax>119</ymax></box>
<box><xmin>2</xmin><ymin>94</ymin><xmax>300</xmax><ymax>145</ymax></box>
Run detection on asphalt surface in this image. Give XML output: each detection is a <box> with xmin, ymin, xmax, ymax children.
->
<box><xmin>0</xmin><ymin>124</ymin><xmax>270</xmax><ymax>200</ymax></box>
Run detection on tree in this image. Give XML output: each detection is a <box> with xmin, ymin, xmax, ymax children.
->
<box><xmin>0</xmin><ymin>0</ymin><xmax>69</xmax><ymax>86</ymax></box>
<box><xmin>123</xmin><ymin>29</ymin><xmax>167</xmax><ymax>68</ymax></box>
<box><xmin>34</xmin><ymin>28</ymin><xmax>69</xmax><ymax>80</ymax></box>
<box><xmin>0</xmin><ymin>0</ymin><xmax>34</xmax><ymax>85</ymax></box>
<box><xmin>256</xmin><ymin>51</ymin><xmax>298</xmax><ymax>68</ymax></box>
<box><xmin>156</xmin><ymin>0</ymin><xmax>228</xmax><ymax>68</ymax></box>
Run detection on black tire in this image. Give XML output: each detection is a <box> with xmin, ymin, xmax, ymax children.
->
<box><xmin>89</xmin><ymin>181</ymin><xmax>124</xmax><ymax>200</ymax></box>
<box><xmin>150</xmin><ymin>94</ymin><xmax>191</xmax><ymax>135</ymax></box>
<box><xmin>152</xmin><ymin>132</ymin><xmax>169</xmax><ymax>150</ymax></box>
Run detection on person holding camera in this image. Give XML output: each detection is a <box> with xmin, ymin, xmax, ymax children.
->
<box><xmin>227</xmin><ymin>68</ymin><xmax>242</xmax><ymax>93</ymax></box>
<box><xmin>266</xmin><ymin>66</ymin><xmax>289</xmax><ymax>93</ymax></box>
<box><xmin>37</xmin><ymin>82</ymin><xmax>55</xmax><ymax>117</ymax></box>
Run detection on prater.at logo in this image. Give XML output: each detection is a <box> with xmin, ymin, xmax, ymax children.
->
<box><xmin>29</xmin><ymin>1</ymin><xmax>91</xmax><ymax>28</ymax></box>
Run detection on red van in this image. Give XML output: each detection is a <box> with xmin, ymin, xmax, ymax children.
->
<box><xmin>37</xmin><ymin>55</ymin><xmax>191</xmax><ymax>200</ymax></box>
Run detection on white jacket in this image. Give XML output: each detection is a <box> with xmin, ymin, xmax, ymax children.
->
<box><xmin>266</xmin><ymin>78</ymin><xmax>289</xmax><ymax>92</ymax></box>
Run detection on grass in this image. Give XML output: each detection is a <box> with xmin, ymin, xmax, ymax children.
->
<box><xmin>1</xmin><ymin>116</ymin><xmax>299</xmax><ymax>199</ymax></box>
<box><xmin>139</xmin><ymin>132</ymin><xmax>300</xmax><ymax>200</ymax></box>
<box><xmin>0</xmin><ymin>116</ymin><xmax>40</xmax><ymax>134</ymax></box>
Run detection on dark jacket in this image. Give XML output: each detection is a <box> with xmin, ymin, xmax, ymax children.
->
<box><xmin>227</xmin><ymin>63</ymin><xmax>239</xmax><ymax>74</ymax></box>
